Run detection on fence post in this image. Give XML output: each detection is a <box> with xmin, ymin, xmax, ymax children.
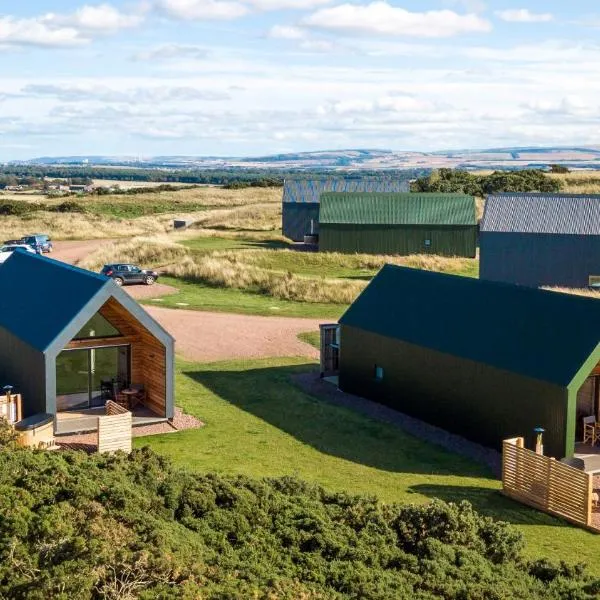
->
<box><xmin>586</xmin><ymin>472</ymin><xmax>594</xmax><ymax>527</ymax></box>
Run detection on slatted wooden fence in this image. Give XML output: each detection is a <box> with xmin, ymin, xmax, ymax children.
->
<box><xmin>97</xmin><ymin>400</ymin><xmax>132</xmax><ymax>454</ymax></box>
<box><xmin>320</xmin><ymin>324</ymin><xmax>340</xmax><ymax>377</ymax></box>
<box><xmin>502</xmin><ymin>437</ymin><xmax>597</xmax><ymax>531</ymax></box>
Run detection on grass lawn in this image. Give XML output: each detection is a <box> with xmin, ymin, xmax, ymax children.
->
<box><xmin>138</xmin><ymin>357</ymin><xmax>600</xmax><ymax>574</ymax></box>
<box><xmin>182</xmin><ymin>235</ymin><xmax>291</xmax><ymax>254</ymax></box>
<box><xmin>144</xmin><ymin>276</ymin><xmax>347</xmax><ymax>319</ymax></box>
<box><xmin>298</xmin><ymin>331</ymin><xmax>321</xmax><ymax>349</ymax></box>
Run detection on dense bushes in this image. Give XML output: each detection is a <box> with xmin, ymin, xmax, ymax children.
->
<box><xmin>412</xmin><ymin>168</ymin><xmax>562</xmax><ymax>195</ymax></box>
<box><xmin>0</xmin><ymin>443</ymin><xmax>597</xmax><ymax>598</ymax></box>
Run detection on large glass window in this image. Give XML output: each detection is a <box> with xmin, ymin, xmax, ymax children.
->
<box><xmin>56</xmin><ymin>346</ymin><xmax>130</xmax><ymax>411</ymax></box>
<box><xmin>74</xmin><ymin>313</ymin><xmax>121</xmax><ymax>340</ymax></box>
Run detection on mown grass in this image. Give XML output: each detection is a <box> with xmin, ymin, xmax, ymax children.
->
<box><xmin>146</xmin><ymin>276</ymin><xmax>347</xmax><ymax>319</ymax></box>
<box><xmin>139</xmin><ymin>357</ymin><xmax>600</xmax><ymax>574</ymax></box>
<box><xmin>298</xmin><ymin>331</ymin><xmax>321</xmax><ymax>349</ymax></box>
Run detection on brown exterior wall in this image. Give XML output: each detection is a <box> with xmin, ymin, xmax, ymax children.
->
<box><xmin>339</xmin><ymin>325</ymin><xmax>569</xmax><ymax>458</ymax></box>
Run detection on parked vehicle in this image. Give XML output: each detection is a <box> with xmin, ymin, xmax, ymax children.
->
<box><xmin>3</xmin><ymin>239</ymin><xmax>24</xmax><ymax>246</ymax></box>
<box><xmin>20</xmin><ymin>234</ymin><xmax>53</xmax><ymax>254</ymax></box>
<box><xmin>100</xmin><ymin>264</ymin><xmax>159</xmax><ymax>286</ymax></box>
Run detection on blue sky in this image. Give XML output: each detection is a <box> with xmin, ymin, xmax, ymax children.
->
<box><xmin>0</xmin><ymin>0</ymin><xmax>599</xmax><ymax>159</ymax></box>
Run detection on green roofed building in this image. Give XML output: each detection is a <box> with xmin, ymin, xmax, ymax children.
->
<box><xmin>337</xmin><ymin>264</ymin><xmax>600</xmax><ymax>459</ymax></box>
<box><xmin>319</xmin><ymin>192</ymin><xmax>477</xmax><ymax>257</ymax></box>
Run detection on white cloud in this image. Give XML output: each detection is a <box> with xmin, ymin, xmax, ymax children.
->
<box><xmin>21</xmin><ymin>83</ymin><xmax>230</xmax><ymax>103</ymax></box>
<box><xmin>133</xmin><ymin>44</ymin><xmax>209</xmax><ymax>61</ymax></box>
<box><xmin>0</xmin><ymin>16</ymin><xmax>84</xmax><ymax>48</ymax></box>
<box><xmin>268</xmin><ymin>25</ymin><xmax>306</xmax><ymax>40</ymax></box>
<box><xmin>248</xmin><ymin>0</ymin><xmax>333</xmax><ymax>9</ymax></box>
<box><xmin>302</xmin><ymin>2</ymin><xmax>492</xmax><ymax>38</ymax></box>
<box><xmin>0</xmin><ymin>4</ymin><xmax>144</xmax><ymax>49</ymax></box>
<box><xmin>155</xmin><ymin>0</ymin><xmax>249</xmax><ymax>20</ymax></box>
<box><xmin>55</xmin><ymin>3</ymin><xmax>144</xmax><ymax>32</ymax></box>
<box><xmin>495</xmin><ymin>9</ymin><xmax>553</xmax><ymax>23</ymax></box>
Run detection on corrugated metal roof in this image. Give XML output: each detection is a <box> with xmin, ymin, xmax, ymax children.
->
<box><xmin>340</xmin><ymin>264</ymin><xmax>600</xmax><ymax>387</ymax></box>
<box><xmin>481</xmin><ymin>193</ymin><xmax>600</xmax><ymax>235</ymax></box>
<box><xmin>319</xmin><ymin>193</ymin><xmax>476</xmax><ymax>226</ymax></box>
<box><xmin>0</xmin><ymin>250</ymin><xmax>109</xmax><ymax>351</ymax></box>
<box><xmin>282</xmin><ymin>178</ymin><xmax>409</xmax><ymax>204</ymax></box>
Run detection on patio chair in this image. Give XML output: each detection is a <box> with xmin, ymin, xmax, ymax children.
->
<box><xmin>583</xmin><ymin>416</ymin><xmax>600</xmax><ymax>445</ymax></box>
<box><xmin>128</xmin><ymin>384</ymin><xmax>146</xmax><ymax>410</ymax></box>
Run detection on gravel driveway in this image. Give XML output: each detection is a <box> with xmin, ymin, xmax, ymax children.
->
<box><xmin>143</xmin><ymin>305</ymin><xmax>322</xmax><ymax>362</ymax></box>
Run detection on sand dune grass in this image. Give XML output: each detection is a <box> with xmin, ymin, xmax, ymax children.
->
<box><xmin>78</xmin><ymin>236</ymin><xmax>190</xmax><ymax>271</ymax></box>
<box><xmin>192</xmin><ymin>203</ymin><xmax>281</xmax><ymax>231</ymax></box>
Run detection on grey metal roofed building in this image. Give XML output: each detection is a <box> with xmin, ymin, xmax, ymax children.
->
<box><xmin>281</xmin><ymin>178</ymin><xmax>410</xmax><ymax>242</ymax></box>
<box><xmin>480</xmin><ymin>193</ymin><xmax>600</xmax><ymax>288</ymax></box>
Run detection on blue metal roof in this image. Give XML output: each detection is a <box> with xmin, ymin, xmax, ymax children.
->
<box><xmin>340</xmin><ymin>264</ymin><xmax>600</xmax><ymax>387</ymax></box>
<box><xmin>0</xmin><ymin>250</ymin><xmax>109</xmax><ymax>352</ymax></box>
<box><xmin>482</xmin><ymin>193</ymin><xmax>600</xmax><ymax>235</ymax></box>
<box><xmin>282</xmin><ymin>178</ymin><xmax>410</xmax><ymax>204</ymax></box>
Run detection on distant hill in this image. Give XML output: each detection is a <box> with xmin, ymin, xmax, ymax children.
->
<box><xmin>12</xmin><ymin>146</ymin><xmax>600</xmax><ymax>171</ymax></box>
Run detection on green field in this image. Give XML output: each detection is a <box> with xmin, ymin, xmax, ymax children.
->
<box><xmin>137</xmin><ymin>357</ymin><xmax>600</xmax><ymax>573</ymax></box>
<box><xmin>146</xmin><ymin>276</ymin><xmax>348</xmax><ymax>319</ymax></box>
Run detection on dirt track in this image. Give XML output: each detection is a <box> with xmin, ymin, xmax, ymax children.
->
<box><xmin>52</xmin><ymin>240</ymin><xmax>323</xmax><ymax>361</ymax></box>
<box><xmin>52</xmin><ymin>240</ymin><xmax>115</xmax><ymax>266</ymax></box>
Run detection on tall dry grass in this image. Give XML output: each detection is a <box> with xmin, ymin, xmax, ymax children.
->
<box><xmin>78</xmin><ymin>237</ymin><xmax>189</xmax><ymax>271</ymax></box>
<box><xmin>87</xmin><ymin>186</ymin><xmax>281</xmax><ymax>209</ymax></box>
<box><xmin>548</xmin><ymin>172</ymin><xmax>600</xmax><ymax>194</ymax></box>
<box><xmin>226</xmin><ymin>248</ymin><xmax>477</xmax><ymax>275</ymax></box>
<box><xmin>165</xmin><ymin>255</ymin><xmax>366</xmax><ymax>304</ymax></box>
<box><xmin>193</xmin><ymin>203</ymin><xmax>281</xmax><ymax>231</ymax></box>
<box><xmin>543</xmin><ymin>286</ymin><xmax>600</xmax><ymax>299</ymax></box>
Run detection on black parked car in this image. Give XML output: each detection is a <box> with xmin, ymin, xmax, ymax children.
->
<box><xmin>101</xmin><ymin>264</ymin><xmax>159</xmax><ymax>286</ymax></box>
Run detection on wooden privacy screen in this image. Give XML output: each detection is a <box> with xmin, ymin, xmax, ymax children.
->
<box><xmin>502</xmin><ymin>437</ymin><xmax>597</xmax><ymax>531</ymax></box>
<box><xmin>97</xmin><ymin>400</ymin><xmax>132</xmax><ymax>454</ymax></box>
<box><xmin>320</xmin><ymin>324</ymin><xmax>340</xmax><ymax>377</ymax></box>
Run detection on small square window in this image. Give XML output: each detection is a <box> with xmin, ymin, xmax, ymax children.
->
<box><xmin>589</xmin><ymin>275</ymin><xmax>600</xmax><ymax>288</ymax></box>
<box><xmin>374</xmin><ymin>365</ymin><xmax>384</xmax><ymax>381</ymax></box>
<box><xmin>424</xmin><ymin>239</ymin><xmax>431</xmax><ymax>247</ymax></box>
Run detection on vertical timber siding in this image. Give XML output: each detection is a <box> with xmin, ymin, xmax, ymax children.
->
<box><xmin>480</xmin><ymin>231</ymin><xmax>600</xmax><ymax>288</ymax></box>
<box><xmin>339</xmin><ymin>325</ymin><xmax>569</xmax><ymax>458</ymax></box>
<box><xmin>319</xmin><ymin>224</ymin><xmax>477</xmax><ymax>257</ymax></box>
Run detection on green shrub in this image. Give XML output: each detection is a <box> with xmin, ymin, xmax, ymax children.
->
<box><xmin>0</xmin><ymin>446</ymin><xmax>597</xmax><ymax>598</ymax></box>
<box><xmin>51</xmin><ymin>201</ymin><xmax>88</xmax><ymax>213</ymax></box>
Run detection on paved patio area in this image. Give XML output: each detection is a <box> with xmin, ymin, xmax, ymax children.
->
<box><xmin>56</xmin><ymin>407</ymin><xmax>203</xmax><ymax>452</ymax></box>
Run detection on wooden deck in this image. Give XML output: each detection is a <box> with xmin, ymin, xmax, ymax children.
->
<box><xmin>575</xmin><ymin>443</ymin><xmax>600</xmax><ymax>474</ymax></box>
<box><xmin>55</xmin><ymin>405</ymin><xmax>166</xmax><ymax>436</ymax></box>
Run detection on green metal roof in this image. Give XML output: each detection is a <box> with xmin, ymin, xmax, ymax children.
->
<box><xmin>340</xmin><ymin>265</ymin><xmax>600</xmax><ymax>387</ymax></box>
<box><xmin>319</xmin><ymin>193</ymin><xmax>476</xmax><ymax>226</ymax></box>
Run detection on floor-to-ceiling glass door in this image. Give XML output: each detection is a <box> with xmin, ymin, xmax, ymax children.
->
<box><xmin>57</xmin><ymin>346</ymin><xmax>130</xmax><ymax>411</ymax></box>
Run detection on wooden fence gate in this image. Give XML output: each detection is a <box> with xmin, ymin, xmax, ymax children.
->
<box><xmin>320</xmin><ymin>324</ymin><xmax>340</xmax><ymax>377</ymax></box>
<box><xmin>502</xmin><ymin>437</ymin><xmax>597</xmax><ymax>531</ymax></box>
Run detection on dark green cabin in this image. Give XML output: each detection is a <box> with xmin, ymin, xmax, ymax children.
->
<box><xmin>319</xmin><ymin>193</ymin><xmax>477</xmax><ymax>257</ymax></box>
<box><xmin>338</xmin><ymin>265</ymin><xmax>600</xmax><ymax>459</ymax></box>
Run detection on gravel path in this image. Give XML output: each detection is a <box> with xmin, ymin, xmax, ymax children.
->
<box><xmin>144</xmin><ymin>305</ymin><xmax>322</xmax><ymax>362</ymax></box>
<box><xmin>294</xmin><ymin>372</ymin><xmax>502</xmax><ymax>476</ymax></box>
<box><xmin>125</xmin><ymin>283</ymin><xmax>180</xmax><ymax>300</ymax></box>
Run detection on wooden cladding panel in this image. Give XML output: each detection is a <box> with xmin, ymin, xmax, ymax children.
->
<box><xmin>502</xmin><ymin>438</ymin><xmax>596</xmax><ymax>531</ymax></box>
<box><xmin>97</xmin><ymin>411</ymin><xmax>132</xmax><ymax>454</ymax></box>
<box><xmin>97</xmin><ymin>297</ymin><xmax>168</xmax><ymax>418</ymax></box>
